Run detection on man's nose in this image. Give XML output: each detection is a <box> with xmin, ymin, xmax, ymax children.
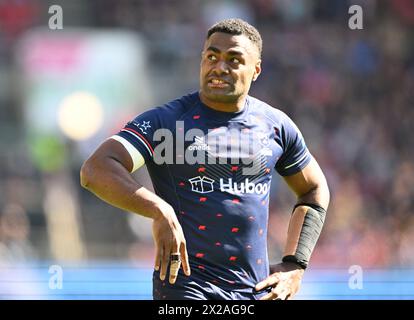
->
<box><xmin>212</xmin><ymin>60</ymin><xmax>230</xmax><ymax>75</ymax></box>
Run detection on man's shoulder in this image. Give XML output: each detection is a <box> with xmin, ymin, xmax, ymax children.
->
<box><xmin>154</xmin><ymin>91</ymin><xmax>198</xmax><ymax>118</ymax></box>
<box><xmin>133</xmin><ymin>92</ymin><xmax>197</xmax><ymax>124</ymax></box>
<box><xmin>247</xmin><ymin>95</ymin><xmax>289</xmax><ymax>123</ymax></box>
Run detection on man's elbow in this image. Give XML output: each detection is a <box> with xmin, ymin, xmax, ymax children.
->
<box><xmin>304</xmin><ymin>177</ymin><xmax>330</xmax><ymax>211</ymax></box>
<box><xmin>319</xmin><ymin>177</ymin><xmax>330</xmax><ymax>210</ymax></box>
<box><xmin>80</xmin><ymin>160</ymin><xmax>94</xmax><ymax>190</ymax></box>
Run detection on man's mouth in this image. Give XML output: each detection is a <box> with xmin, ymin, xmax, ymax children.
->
<box><xmin>207</xmin><ymin>78</ymin><xmax>231</xmax><ymax>89</ymax></box>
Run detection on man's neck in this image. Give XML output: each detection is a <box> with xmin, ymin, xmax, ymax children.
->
<box><xmin>199</xmin><ymin>92</ymin><xmax>247</xmax><ymax>113</ymax></box>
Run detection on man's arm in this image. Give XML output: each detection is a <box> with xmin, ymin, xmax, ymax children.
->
<box><xmin>255</xmin><ymin>157</ymin><xmax>329</xmax><ymax>300</ymax></box>
<box><xmin>282</xmin><ymin>157</ymin><xmax>329</xmax><ymax>262</ymax></box>
<box><xmin>80</xmin><ymin>139</ymin><xmax>161</xmax><ymax>218</ymax></box>
<box><xmin>80</xmin><ymin>138</ymin><xmax>191</xmax><ymax>283</ymax></box>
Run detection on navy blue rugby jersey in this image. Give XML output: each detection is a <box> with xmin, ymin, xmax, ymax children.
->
<box><xmin>116</xmin><ymin>91</ymin><xmax>312</xmax><ymax>291</ymax></box>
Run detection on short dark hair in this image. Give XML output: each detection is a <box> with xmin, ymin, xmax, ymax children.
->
<box><xmin>207</xmin><ymin>18</ymin><xmax>262</xmax><ymax>57</ymax></box>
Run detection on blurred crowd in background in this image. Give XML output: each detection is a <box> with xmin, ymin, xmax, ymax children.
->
<box><xmin>0</xmin><ymin>0</ymin><xmax>413</xmax><ymax>270</ymax></box>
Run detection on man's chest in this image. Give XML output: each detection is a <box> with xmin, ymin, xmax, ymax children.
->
<box><xmin>161</xmin><ymin>118</ymin><xmax>283</xmax><ymax>186</ymax></box>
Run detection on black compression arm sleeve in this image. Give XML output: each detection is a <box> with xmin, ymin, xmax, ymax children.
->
<box><xmin>282</xmin><ymin>204</ymin><xmax>326</xmax><ymax>269</ymax></box>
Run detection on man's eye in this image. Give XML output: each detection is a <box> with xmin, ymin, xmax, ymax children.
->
<box><xmin>230</xmin><ymin>57</ymin><xmax>240</xmax><ymax>64</ymax></box>
<box><xmin>208</xmin><ymin>55</ymin><xmax>217</xmax><ymax>61</ymax></box>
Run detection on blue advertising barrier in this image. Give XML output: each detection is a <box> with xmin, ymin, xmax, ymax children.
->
<box><xmin>1</xmin><ymin>262</ymin><xmax>413</xmax><ymax>300</ymax></box>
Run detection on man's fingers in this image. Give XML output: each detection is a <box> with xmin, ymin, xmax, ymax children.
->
<box><xmin>259</xmin><ymin>287</ymin><xmax>289</xmax><ymax>300</ymax></box>
<box><xmin>169</xmin><ymin>251</ymin><xmax>181</xmax><ymax>284</ymax></box>
<box><xmin>259</xmin><ymin>291</ymin><xmax>275</xmax><ymax>300</ymax></box>
<box><xmin>160</xmin><ymin>245</ymin><xmax>170</xmax><ymax>281</ymax></box>
<box><xmin>255</xmin><ymin>274</ymin><xmax>279</xmax><ymax>291</ymax></box>
<box><xmin>168</xmin><ymin>238</ymin><xmax>181</xmax><ymax>284</ymax></box>
<box><xmin>273</xmin><ymin>287</ymin><xmax>289</xmax><ymax>300</ymax></box>
<box><xmin>154</xmin><ymin>244</ymin><xmax>161</xmax><ymax>271</ymax></box>
<box><xmin>255</xmin><ymin>280</ymin><xmax>269</xmax><ymax>291</ymax></box>
<box><xmin>169</xmin><ymin>238</ymin><xmax>191</xmax><ymax>284</ymax></box>
<box><xmin>180</xmin><ymin>241</ymin><xmax>191</xmax><ymax>276</ymax></box>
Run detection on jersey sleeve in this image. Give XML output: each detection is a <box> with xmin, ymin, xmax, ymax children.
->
<box><xmin>115</xmin><ymin>108</ymin><xmax>160</xmax><ymax>164</ymax></box>
<box><xmin>275</xmin><ymin>114</ymin><xmax>312</xmax><ymax>176</ymax></box>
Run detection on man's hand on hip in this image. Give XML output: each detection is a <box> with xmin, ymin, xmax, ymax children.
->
<box><xmin>152</xmin><ymin>204</ymin><xmax>191</xmax><ymax>284</ymax></box>
<box><xmin>255</xmin><ymin>262</ymin><xmax>304</xmax><ymax>300</ymax></box>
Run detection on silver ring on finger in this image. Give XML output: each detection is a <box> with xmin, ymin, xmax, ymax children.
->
<box><xmin>170</xmin><ymin>253</ymin><xmax>181</xmax><ymax>263</ymax></box>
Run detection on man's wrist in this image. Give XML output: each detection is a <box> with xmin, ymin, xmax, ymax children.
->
<box><xmin>153</xmin><ymin>202</ymin><xmax>171</xmax><ymax>221</ymax></box>
<box><xmin>282</xmin><ymin>255</ymin><xmax>307</xmax><ymax>270</ymax></box>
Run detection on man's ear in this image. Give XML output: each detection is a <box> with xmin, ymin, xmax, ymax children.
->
<box><xmin>252</xmin><ymin>59</ymin><xmax>262</xmax><ymax>82</ymax></box>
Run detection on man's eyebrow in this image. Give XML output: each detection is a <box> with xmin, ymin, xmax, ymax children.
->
<box><xmin>206</xmin><ymin>46</ymin><xmax>221</xmax><ymax>53</ymax></box>
<box><xmin>227</xmin><ymin>50</ymin><xmax>244</xmax><ymax>56</ymax></box>
<box><xmin>205</xmin><ymin>46</ymin><xmax>244</xmax><ymax>56</ymax></box>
